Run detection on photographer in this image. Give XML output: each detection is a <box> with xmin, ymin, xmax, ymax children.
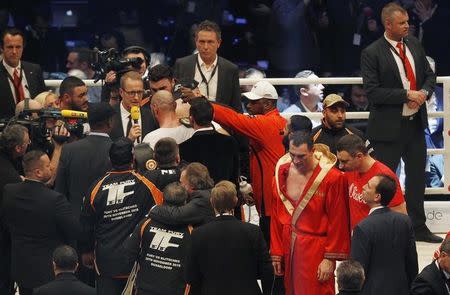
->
<box><xmin>1</xmin><ymin>104</ymin><xmax>71</xmax><ymax>187</ymax></box>
<box><xmin>100</xmin><ymin>46</ymin><xmax>151</xmax><ymax>103</ymax></box>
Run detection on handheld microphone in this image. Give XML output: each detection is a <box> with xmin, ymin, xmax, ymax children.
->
<box><xmin>60</xmin><ymin>109</ymin><xmax>88</xmax><ymax>119</ymax></box>
<box><xmin>130</xmin><ymin>106</ymin><xmax>141</xmax><ymax>143</ymax></box>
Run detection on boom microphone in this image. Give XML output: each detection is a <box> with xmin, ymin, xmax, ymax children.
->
<box><xmin>130</xmin><ymin>106</ymin><xmax>141</xmax><ymax>143</ymax></box>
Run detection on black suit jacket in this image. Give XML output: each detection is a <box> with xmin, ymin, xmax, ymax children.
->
<box><xmin>149</xmin><ymin>189</ymin><xmax>214</xmax><ymax>227</ymax></box>
<box><xmin>361</xmin><ymin>36</ymin><xmax>436</xmax><ymax>141</ymax></box>
<box><xmin>55</xmin><ymin>134</ymin><xmax>112</xmax><ymax>220</ymax></box>
<box><xmin>174</xmin><ymin>54</ymin><xmax>242</xmax><ymax>112</ymax></box>
<box><xmin>179</xmin><ymin>129</ymin><xmax>239</xmax><ymax>184</ymax></box>
<box><xmin>0</xmin><ymin>61</ymin><xmax>46</xmax><ymax>119</ymax></box>
<box><xmin>351</xmin><ymin>207</ymin><xmax>418</xmax><ymax>295</ymax></box>
<box><xmin>109</xmin><ymin>103</ymin><xmax>158</xmax><ymax>141</ymax></box>
<box><xmin>2</xmin><ymin>180</ymin><xmax>80</xmax><ymax>288</ymax></box>
<box><xmin>410</xmin><ymin>261</ymin><xmax>449</xmax><ymax>295</ymax></box>
<box><xmin>33</xmin><ymin>272</ymin><xmax>95</xmax><ymax>295</ymax></box>
<box><xmin>0</xmin><ymin>151</ymin><xmax>22</xmax><ymax>293</ymax></box>
<box><xmin>186</xmin><ymin>215</ymin><xmax>273</xmax><ymax>295</ymax></box>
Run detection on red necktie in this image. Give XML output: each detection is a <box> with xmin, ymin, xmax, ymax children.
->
<box><xmin>396</xmin><ymin>42</ymin><xmax>416</xmax><ymax>90</ymax></box>
<box><xmin>13</xmin><ymin>68</ymin><xmax>25</xmax><ymax>102</ymax></box>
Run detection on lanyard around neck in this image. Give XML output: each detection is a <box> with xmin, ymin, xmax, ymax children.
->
<box><xmin>196</xmin><ymin>55</ymin><xmax>218</xmax><ymax>98</ymax></box>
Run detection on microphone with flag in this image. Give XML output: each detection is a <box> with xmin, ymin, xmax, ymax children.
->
<box><xmin>130</xmin><ymin>106</ymin><xmax>141</xmax><ymax>143</ymax></box>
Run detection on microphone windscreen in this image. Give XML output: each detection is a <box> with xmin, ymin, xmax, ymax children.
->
<box><xmin>60</xmin><ymin>109</ymin><xmax>88</xmax><ymax>119</ymax></box>
<box><xmin>131</xmin><ymin>106</ymin><xmax>140</xmax><ymax>121</ymax></box>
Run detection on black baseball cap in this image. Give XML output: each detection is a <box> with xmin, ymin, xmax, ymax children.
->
<box><xmin>110</xmin><ymin>137</ymin><xmax>133</xmax><ymax>167</ymax></box>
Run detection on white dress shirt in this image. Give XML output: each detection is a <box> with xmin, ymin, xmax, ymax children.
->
<box><xmin>384</xmin><ymin>34</ymin><xmax>418</xmax><ymax>116</ymax></box>
<box><xmin>3</xmin><ymin>60</ymin><xmax>31</xmax><ymax>103</ymax></box>
<box><xmin>120</xmin><ymin>102</ymin><xmax>142</xmax><ymax>142</ymax></box>
<box><xmin>369</xmin><ymin>205</ymin><xmax>385</xmax><ymax>215</ymax></box>
<box><xmin>194</xmin><ymin>54</ymin><xmax>218</xmax><ymax>101</ymax></box>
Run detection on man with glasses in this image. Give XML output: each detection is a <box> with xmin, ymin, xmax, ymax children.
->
<box><xmin>271</xmin><ymin>131</ymin><xmax>350</xmax><ymax>295</ymax></box>
<box><xmin>109</xmin><ymin>71</ymin><xmax>158</xmax><ymax>142</ymax></box>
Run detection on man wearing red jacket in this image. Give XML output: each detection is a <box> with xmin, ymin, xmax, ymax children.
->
<box><xmin>271</xmin><ymin>132</ymin><xmax>350</xmax><ymax>295</ymax></box>
<box><xmin>208</xmin><ymin>80</ymin><xmax>287</xmax><ymax>241</ymax></box>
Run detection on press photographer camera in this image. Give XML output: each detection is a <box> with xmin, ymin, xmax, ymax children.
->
<box><xmin>0</xmin><ymin>108</ymin><xmax>87</xmax><ymax>154</ymax></box>
<box><xmin>98</xmin><ymin>46</ymin><xmax>153</xmax><ymax>103</ymax></box>
<box><xmin>173</xmin><ymin>79</ymin><xmax>200</xmax><ymax>100</ymax></box>
<box><xmin>92</xmin><ymin>48</ymin><xmax>144</xmax><ymax>82</ymax></box>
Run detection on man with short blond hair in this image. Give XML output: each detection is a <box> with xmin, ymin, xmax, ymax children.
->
<box><xmin>109</xmin><ymin>70</ymin><xmax>158</xmax><ymax>142</ymax></box>
<box><xmin>361</xmin><ymin>2</ymin><xmax>439</xmax><ymax>242</ymax></box>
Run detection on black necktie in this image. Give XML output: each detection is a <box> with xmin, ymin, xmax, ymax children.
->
<box><xmin>126</xmin><ymin>115</ymin><xmax>132</xmax><ymax>137</ymax></box>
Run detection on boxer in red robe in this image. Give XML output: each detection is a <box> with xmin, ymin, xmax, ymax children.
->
<box><xmin>271</xmin><ymin>132</ymin><xmax>350</xmax><ymax>295</ymax></box>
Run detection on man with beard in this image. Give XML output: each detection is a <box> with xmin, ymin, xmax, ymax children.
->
<box><xmin>311</xmin><ymin>94</ymin><xmax>365</xmax><ymax>155</ymax></box>
<box><xmin>58</xmin><ymin>76</ymin><xmax>89</xmax><ymax>112</ymax></box>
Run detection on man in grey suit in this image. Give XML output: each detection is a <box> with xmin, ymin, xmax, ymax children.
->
<box><xmin>351</xmin><ymin>174</ymin><xmax>418</xmax><ymax>295</ymax></box>
<box><xmin>360</xmin><ymin>2</ymin><xmax>439</xmax><ymax>242</ymax></box>
<box><xmin>174</xmin><ymin>20</ymin><xmax>242</xmax><ymax>112</ymax></box>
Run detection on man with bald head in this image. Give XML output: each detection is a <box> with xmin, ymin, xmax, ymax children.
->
<box><xmin>142</xmin><ymin>90</ymin><xmax>194</xmax><ymax>148</ymax></box>
<box><xmin>109</xmin><ymin>71</ymin><xmax>158</xmax><ymax>142</ymax></box>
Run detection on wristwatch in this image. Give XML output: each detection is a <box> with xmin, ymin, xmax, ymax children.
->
<box><xmin>419</xmin><ymin>89</ymin><xmax>429</xmax><ymax>97</ymax></box>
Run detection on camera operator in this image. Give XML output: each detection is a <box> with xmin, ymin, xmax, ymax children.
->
<box><xmin>6</xmin><ymin>95</ymin><xmax>71</xmax><ymax>186</ymax></box>
<box><xmin>100</xmin><ymin>46</ymin><xmax>151</xmax><ymax>103</ymax></box>
<box><xmin>0</xmin><ymin>124</ymin><xmax>29</xmax><ymax>295</ymax></box>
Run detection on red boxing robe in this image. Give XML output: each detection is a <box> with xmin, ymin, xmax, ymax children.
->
<box><xmin>271</xmin><ymin>152</ymin><xmax>350</xmax><ymax>295</ymax></box>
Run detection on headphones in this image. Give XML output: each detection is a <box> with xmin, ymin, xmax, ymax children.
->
<box><xmin>122</xmin><ymin>46</ymin><xmax>151</xmax><ymax>66</ymax></box>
